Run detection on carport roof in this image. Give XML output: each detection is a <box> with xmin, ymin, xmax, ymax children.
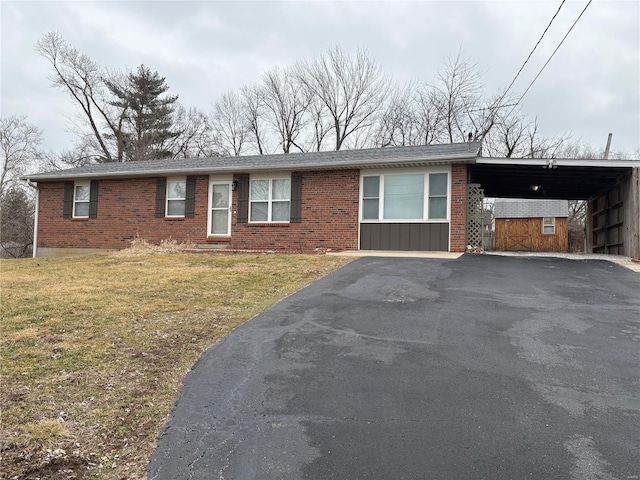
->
<box><xmin>470</xmin><ymin>157</ymin><xmax>640</xmax><ymax>200</ymax></box>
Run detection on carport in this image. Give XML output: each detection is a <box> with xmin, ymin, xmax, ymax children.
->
<box><xmin>468</xmin><ymin>157</ymin><xmax>640</xmax><ymax>258</ymax></box>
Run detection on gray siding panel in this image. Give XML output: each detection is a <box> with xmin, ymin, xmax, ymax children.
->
<box><xmin>360</xmin><ymin>223</ymin><xmax>450</xmax><ymax>251</ymax></box>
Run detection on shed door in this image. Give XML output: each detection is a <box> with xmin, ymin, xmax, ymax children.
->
<box><xmin>506</xmin><ymin>219</ymin><xmax>532</xmax><ymax>251</ymax></box>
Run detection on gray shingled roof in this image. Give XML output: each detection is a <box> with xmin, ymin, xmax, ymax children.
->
<box><xmin>494</xmin><ymin>198</ymin><xmax>569</xmax><ymax>218</ymax></box>
<box><xmin>23</xmin><ymin>142</ymin><xmax>481</xmax><ymax>182</ymax></box>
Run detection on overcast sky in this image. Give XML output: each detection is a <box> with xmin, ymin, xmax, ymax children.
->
<box><xmin>2</xmin><ymin>0</ymin><xmax>639</xmax><ymax>156</ymax></box>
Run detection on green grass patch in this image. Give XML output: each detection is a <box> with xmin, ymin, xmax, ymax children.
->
<box><xmin>1</xmin><ymin>252</ymin><xmax>351</xmax><ymax>479</ymax></box>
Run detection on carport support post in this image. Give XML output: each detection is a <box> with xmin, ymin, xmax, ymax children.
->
<box><xmin>630</xmin><ymin>168</ymin><xmax>640</xmax><ymax>259</ymax></box>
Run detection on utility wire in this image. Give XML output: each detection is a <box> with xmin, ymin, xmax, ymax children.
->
<box><xmin>468</xmin><ymin>102</ymin><xmax>518</xmax><ymax>114</ymax></box>
<box><xmin>505</xmin><ymin>0</ymin><xmax>593</xmax><ymax>119</ymax></box>
<box><xmin>492</xmin><ymin>0</ymin><xmax>567</xmax><ymax>112</ymax></box>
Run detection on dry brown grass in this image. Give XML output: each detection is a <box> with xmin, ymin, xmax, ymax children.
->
<box><xmin>111</xmin><ymin>236</ymin><xmax>196</xmax><ymax>257</ymax></box>
<box><xmin>0</xmin><ymin>249</ymin><xmax>351</xmax><ymax>479</ymax></box>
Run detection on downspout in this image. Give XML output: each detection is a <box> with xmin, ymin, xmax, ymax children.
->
<box><xmin>31</xmin><ymin>181</ymin><xmax>39</xmax><ymax>258</ymax></box>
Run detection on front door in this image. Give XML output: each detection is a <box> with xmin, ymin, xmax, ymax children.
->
<box><xmin>209</xmin><ymin>183</ymin><xmax>231</xmax><ymax>236</ymax></box>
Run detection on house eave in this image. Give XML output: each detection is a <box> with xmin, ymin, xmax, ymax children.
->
<box><xmin>23</xmin><ymin>154</ymin><xmax>478</xmax><ymax>183</ymax></box>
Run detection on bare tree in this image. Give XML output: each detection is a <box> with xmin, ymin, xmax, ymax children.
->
<box><xmin>295</xmin><ymin>46</ymin><xmax>390</xmax><ymax>151</ymax></box>
<box><xmin>482</xmin><ymin>108</ymin><xmax>529</xmax><ymax>157</ymax></box>
<box><xmin>521</xmin><ymin>119</ymin><xmax>571</xmax><ymax>158</ymax></box>
<box><xmin>42</xmin><ymin>138</ymin><xmax>97</xmax><ymax>171</ymax></box>
<box><xmin>0</xmin><ymin>115</ymin><xmax>42</xmax><ymax>197</ymax></box>
<box><xmin>428</xmin><ymin>51</ymin><xmax>509</xmax><ymax>144</ymax></box>
<box><xmin>375</xmin><ymin>84</ymin><xmax>418</xmax><ymax>147</ymax></box>
<box><xmin>1</xmin><ymin>187</ymin><xmax>34</xmax><ymax>258</ymax></box>
<box><xmin>240</xmin><ymin>84</ymin><xmax>270</xmax><ymax>155</ymax></box>
<box><xmin>37</xmin><ymin>32</ymin><xmax>127</xmax><ymax>162</ymax></box>
<box><xmin>211</xmin><ymin>91</ymin><xmax>248</xmax><ymax>156</ymax></box>
<box><xmin>168</xmin><ymin>105</ymin><xmax>219</xmax><ymax>159</ymax></box>
<box><xmin>430</xmin><ymin>52</ymin><xmax>482</xmax><ymax>143</ymax></box>
<box><xmin>306</xmin><ymin>95</ymin><xmax>331</xmax><ymax>152</ymax></box>
<box><xmin>482</xmin><ymin>109</ymin><xmax>572</xmax><ymax>159</ymax></box>
<box><xmin>413</xmin><ymin>84</ymin><xmax>444</xmax><ymax>145</ymax></box>
<box><xmin>261</xmin><ymin>66</ymin><xmax>311</xmax><ymax>153</ymax></box>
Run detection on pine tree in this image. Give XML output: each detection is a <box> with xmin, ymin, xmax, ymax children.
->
<box><xmin>106</xmin><ymin>65</ymin><xmax>180</xmax><ymax>161</ymax></box>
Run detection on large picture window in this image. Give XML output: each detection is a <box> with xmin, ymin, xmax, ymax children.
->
<box><xmin>384</xmin><ymin>174</ymin><xmax>424</xmax><ymax>220</ymax></box>
<box><xmin>250</xmin><ymin>176</ymin><xmax>291</xmax><ymax>222</ymax></box>
<box><xmin>360</xmin><ymin>170</ymin><xmax>449</xmax><ymax>222</ymax></box>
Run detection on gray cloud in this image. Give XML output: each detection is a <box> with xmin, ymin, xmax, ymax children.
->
<box><xmin>2</xmin><ymin>0</ymin><xmax>638</xmax><ymax>154</ymax></box>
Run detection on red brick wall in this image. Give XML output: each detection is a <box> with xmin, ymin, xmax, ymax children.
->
<box><xmin>36</xmin><ymin>170</ymin><xmax>360</xmax><ymax>253</ymax></box>
<box><xmin>449</xmin><ymin>164</ymin><xmax>468</xmax><ymax>252</ymax></box>
<box><xmin>37</xmin><ymin>177</ymin><xmax>209</xmax><ymax>250</ymax></box>
<box><xmin>36</xmin><ymin>166</ymin><xmax>465</xmax><ymax>253</ymax></box>
<box><xmin>229</xmin><ymin>170</ymin><xmax>360</xmax><ymax>252</ymax></box>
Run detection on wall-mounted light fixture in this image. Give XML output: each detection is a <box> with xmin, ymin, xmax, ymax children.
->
<box><xmin>231</xmin><ymin>180</ymin><xmax>238</xmax><ymax>191</ymax></box>
<box><xmin>529</xmin><ymin>184</ymin><xmax>541</xmax><ymax>192</ymax></box>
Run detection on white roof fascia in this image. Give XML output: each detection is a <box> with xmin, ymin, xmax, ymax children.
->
<box><xmin>24</xmin><ymin>153</ymin><xmax>478</xmax><ymax>182</ymax></box>
<box><xmin>476</xmin><ymin>157</ymin><xmax>640</xmax><ymax>168</ymax></box>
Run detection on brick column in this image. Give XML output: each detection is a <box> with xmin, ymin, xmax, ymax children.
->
<box><xmin>450</xmin><ymin>164</ymin><xmax>467</xmax><ymax>252</ymax></box>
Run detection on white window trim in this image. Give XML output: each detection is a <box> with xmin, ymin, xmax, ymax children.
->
<box><xmin>542</xmin><ymin>217</ymin><xmax>556</xmax><ymax>235</ymax></box>
<box><xmin>72</xmin><ymin>180</ymin><xmax>90</xmax><ymax>218</ymax></box>
<box><xmin>249</xmin><ymin>173</ymin><xmax>292</xmax><ymax>224</ymax></box>
<box><xmin>207</xmin><ymin>175</ymin><xmax>233</xmax><ymax>237</ymax></box>
<box><xmin>359</xmin><ymin>167</ymin><xmax>451</xmax><ymax>223</ymax></box>
<box><xmin>166</xmin><ymin>177</ymin><xmax>186</xmax><ymax>218</ymax></box>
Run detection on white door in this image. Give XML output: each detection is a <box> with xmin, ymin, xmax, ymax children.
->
<box><xmin>209</xmin><ymin>183</ymin><xmax>231</xmax><ymax>236</ymax></box>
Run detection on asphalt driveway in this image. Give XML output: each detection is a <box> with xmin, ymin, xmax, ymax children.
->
<box><xmin>148</xmin><ymin>255</ymin><xmax>640</xmax><ymax>480</ymax></box>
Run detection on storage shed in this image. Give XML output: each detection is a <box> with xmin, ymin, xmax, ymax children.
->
<box><xmin>494</xmin><ymin>199</ymin><xmax>569</xmax><ymax>252</ymax></box>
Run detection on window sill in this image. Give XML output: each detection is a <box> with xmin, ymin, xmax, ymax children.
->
<box><xmin>206</xmin><ymin>236</ymin><xmax>231</xmax><ymax>241</ymax></box>
<box><xmin>360</xmin><ymin>219</ymin><xmax>449</xmax><ymax>224</ymax></box>
<box><xmin>246</xmin><ymin>223</ymin><xmax>290</xmax><ymax>227</ymax></box>
<box><xmin>71</xmin><ymin>217</ymin><xmax>89</xmax><ymax>221</ymax></box>
<box><xmin>164</xmin><ymin>216</ymin><xmax>185</xmax><ymax>220</ymax></box>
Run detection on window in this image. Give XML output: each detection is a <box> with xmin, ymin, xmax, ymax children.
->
<box><xmin>166</xmin><ymin>178</ymin><xmax>186</xmax><ymax>217</ymax></box>
<box><xmin>384</xmin><ymin>174</ymin><xmax>424</xmax><ymax>219</ymax></box>
<box><xmin>155</xmin><ymin>177</ymin><xmax>195</xmax><ymax>218</ymax></box>
<box><xmin>543</xmin><ymin>217</ymin><xmax>556</xmax><ymax>234</ymax></box>
<box><xmin>361</xmin><ymin>171</ymin><xmax>449</xmax><ymax>222</ymax></box>
<box><xmin>64</xmin><ymin>181</ymin><xmax>98</xmax><ymax>219</ymax></box>
<box><xmin>428</xmin><ymin>173</ymin><xmax>448</xmax><ymax>220</ymax></box>
<box><xmin>362</xmin><ymin>176</ymin><xmax>379</xmax><ymax>220</ymax></box>
<box><xmin>73</xmin><ymin>181</ymin><xmax>90</xmax><ymax>218</ymax></box>
<box><xmin>250</xmin><ymin>176</ymin><xmax>291</xmax><ymax>222</ymax></box>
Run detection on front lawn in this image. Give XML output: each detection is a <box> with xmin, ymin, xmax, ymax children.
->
<box><xmin>0</xmin><ymin>252</ymin><xmax>351</xmax><ymax>479</ymax></box>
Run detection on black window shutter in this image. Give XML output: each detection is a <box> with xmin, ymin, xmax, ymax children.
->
<box><xmin>236</xmin><ymin>174</ymin><xmax>249</xmax><ymax>223</ymax></box>
<box><xmin>155</xmin><ymin>178</ymin><xmax>166</xmax><ymax>218</ymax></box>
<box><xmin>63</xmin><ymin>182</ymin><xmax>73</xmax><ymax>219</ymax></box>
<box><xmin>89</xmin><ymin>180</ymin><xmax>99</xmax><ymax>218</ymax></box>
<box><xmin>291</xmin><ymin>174</ymin><xmax>302</xmax><ymax>223</ymax></box>
<box><xmin>185</xmin><ymin>176</ymin><xmax>196</xmax><ymax>218</ymax></box>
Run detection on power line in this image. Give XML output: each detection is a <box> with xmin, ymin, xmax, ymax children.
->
<box><xmin>505</xmin><ymin>0</ymin><xmax>593</xmax><ymax>119</ymax></box>
<box><xmin>494</xmin><ymin>0</ymin><xmax>567</xmax><ymax>110</ymax></box>
<box><xmin>467</xmin><ymin>102</ymin><xmax>519</xmax><ymax>114</ymax></box>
